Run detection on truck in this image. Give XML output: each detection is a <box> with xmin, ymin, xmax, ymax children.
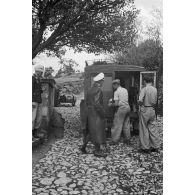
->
<box><xmin>80</xmin><ymin>62</ymin><xmax>156</xmax><ymax>135</ymax></box>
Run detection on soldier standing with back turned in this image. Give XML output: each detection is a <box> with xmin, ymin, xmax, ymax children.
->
<box><xmin>138</xmin><ymin>76</ymin><xmax>160</xmax><ymax>153</ymax></box>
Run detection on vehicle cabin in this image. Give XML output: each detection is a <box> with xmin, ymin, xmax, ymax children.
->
<box><xmin>80</xmin><ymin>63</ymin><xmax>156</xmax><ymax>131</ymax></box>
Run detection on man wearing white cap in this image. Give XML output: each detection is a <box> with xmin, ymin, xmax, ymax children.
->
<box><xmin>108</xmin><ymin>79</ymin><xmax>131</xmax><ymax>145</ymax></box>
<box><xmin>80</xmin><ymin>72</ymin><xmax>107</xmax><ymax>157</ymax></box>
<box><xmin>32</xmin><ymin>65</ymin><xmax>44</xmax><ymax>138</ymax></box>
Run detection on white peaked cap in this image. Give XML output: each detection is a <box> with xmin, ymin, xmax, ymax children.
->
<box><xmin>93</xmin><ymin>72</ymin><xmax>104</xmax><ymax>82</ymax></box>
<box><xmin>34</xmin><ymin>65</ymin><xmax>44</xmax><ymax>72</ymax></box>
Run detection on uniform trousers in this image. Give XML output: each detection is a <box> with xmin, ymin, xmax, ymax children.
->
<box><xmin>111</xmin><ymin>106</ymin><xmax>131</xmax><ymax>142</ymax></box>
<box><xmin>32</xmin><ymin>102</ymin><xmax>42</xmax><ymax>130</ymax></box>
<box><xmin>139</xmin><ymin>107</ymin><xmax>160</xmax><ymax>149</ymax></box>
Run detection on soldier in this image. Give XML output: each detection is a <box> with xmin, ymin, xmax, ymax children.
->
<box><xmin>108</xmin><ymin>79</ymin><xmax>131</xmax><ymax>145</ymax></box>
<box><xmin>138</xmin><ymin>76</ymin><xmax>160</xmax><ymax>153</ymax></box>
<box><xmin>32</xmin><ymin>65</ymin><xmax>44</xmax><ymax>138</ymax></box>
<box><xmin>80</xmin><ymin>73</ymin><xmax>107</xmax><ymax>157</ymax></box>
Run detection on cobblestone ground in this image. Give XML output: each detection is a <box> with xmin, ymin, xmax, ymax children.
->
<box><xmin>32</xmin><ymin>104</ymin><xmax>163</xmax><ymax>195</ymax></box>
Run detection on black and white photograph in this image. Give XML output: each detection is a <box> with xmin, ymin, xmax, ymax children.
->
<box><xmin>32</xmin><ymin>0</ymin><xmax>163</xmax><ymax>194</ymax></box>
<box><xmin>2</xmin><ymin>0</ymin><xmax>195</xmax><ymax>195</ymax></box>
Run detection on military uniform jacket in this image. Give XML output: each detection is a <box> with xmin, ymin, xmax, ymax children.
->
<box><xmin>86</xmin><ymin>86</ymin><xmax>105</xmax><ymax>118</ymax></box>
<box><xmin>85</xmin><ymin>86</ymin><xmax>106</xmax><ymax>144</ymax></box>
<box><xmin>32</xmin><ymin>74</ymin><xmax>43</xmax><ymax>103</ymax></box>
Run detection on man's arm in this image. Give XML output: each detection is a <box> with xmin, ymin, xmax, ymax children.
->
<box><xmin>138</xmin><ymin>88</ymin><xmax>145</xmax><ymax>106</ymax></box>
<box><xmin>32</xmin><ymin>76</ymin><xmax>35</xmax><ymax>95</ymax></box>
<box><xmin>94</xmin><ymin>90</ymin><xmax>105</xmax><ymax>118</ymax></box>
<box><xmin>108</xmin><ymin>90</ymin><xmax>119</xmax><ymax>107</ymax></box>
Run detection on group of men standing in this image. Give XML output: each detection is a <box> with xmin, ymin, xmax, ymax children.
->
<box><xmin>81</xmin><ymin>72</ymin><xmax>160</xmax><ymax>157</ymax></box>
<box><xmin>32</xmin><ymin>66</ymin><xmax>160</xmax><ymax>156</ymax></box>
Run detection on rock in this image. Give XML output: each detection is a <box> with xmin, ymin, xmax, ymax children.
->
<box><xmin>128</xmin><ymin>169</ymin><xmax>134</xmax><ymax>174</ymax></box>
<box><xmin>77</xmin><ymin>181</ymin><xmax>83</xmax><ymax>186</ymax></box>
<box><xmin>50</xmin><ymin>192</ymin><xmax>58</xmax><ymax>195</ymax></box>
<box><xmin>34</xmin><ymin>188</ymin><xmax>44</xmax><ymax>193</ymax></box>
<box><xmin>60</xmin><ymin>191</ymin><xmax>68</xmax><ymax>195</ymax></box>
<box><xmin>112</xmin><ymin>184</ymin><xmax>117</xmax><ymax>189</ymax></box>
<box><xmin>143</xmin><ymin>171</ymin><xmax>150</xmax><ymax>174</ymax></box>
<box><xmin>69</xmin><ymin>183</ymin><xmax>76</xmax><ymax>188</ymax></box>
<box><xmin>136</xmin><ymin>168</ymin><xmax>145</xmax><ymax>172</ymax></box>
<box><xmin>81</xmin><ymin>190</ymin><xmax>88</xmax><ymax>194</ymax></box>
<box><xmin>94</xmin><ymin>188</ymin><xmax>100</xmax><ymax>193</ymax></box>
<box><xmin>40</xmin><ymin>177</ymin><xmax>55</xmax><ymax>185</ymax></box>
<box><xmin>102</xmin><ymin>170</ymin><xmax>108</xmax><ymax>176</ymax></box>
<box><xmin>69</xmin><ymin>191</ymin><xmax>80</xmax><ymax>195</ymax></box>
<box><xmin>116</xmin><ymin>188</ymin><xmax>123</xmax><ymax>193</ymax></box>
<box><xmin>57</xmin><ymin>172</ymin><xmax>67</xmax><ymax>178</ymax></box>
<box><xmin>54</xmin><ymin>177</ymin><xmax>72</xmax><ymax>185</ymax></box>
<box><xmin>73</xmin><ymin>191</ymin><xmax>80</xmax><ymax>194</ymax></box>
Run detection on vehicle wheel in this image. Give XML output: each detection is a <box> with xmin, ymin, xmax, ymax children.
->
<box><xmin>72</xmin><ymin>102</ymin><xmax>75</xmax><ymax>107</ymax></box>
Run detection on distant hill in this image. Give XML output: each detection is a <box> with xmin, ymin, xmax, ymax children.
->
<box><xmin>54</xmin><ymin>73</ymin><xmax>84</xmax><ymax>95</ymax></box>
<box><xmin>54</xmin><ymin>73</ymin><xmax>83</xmax><ymax>84</ymax></box>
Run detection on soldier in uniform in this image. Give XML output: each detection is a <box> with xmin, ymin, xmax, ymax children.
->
<box><xmin>80</xmin><ymin>73</ymin><xmax>107</xmax><ymax>157</ymax></box>
<box><xmin>32</xmin><ymin>65</ymin><xmax>44</xmax><ymax>138</ymax></box>
<box><xmin>138</xmin><ymin>76</ymin><xmax>160</xmax><ymax>153</ymax></box>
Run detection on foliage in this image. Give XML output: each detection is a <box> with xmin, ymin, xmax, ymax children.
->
<box><xmin>44</xmin><ymin>66</ymin><xmax>55</xmax><ymax>78</ymax></box>
<box><xmin>111</xmin><ymin>7</ymin><xmax>163</xmax><ymax>115</ymax></box>
<box><xmin>55</xmin><ymin>59</ymin><xmax>79</xmax><ymax>77</ymax></box>
<box><xmin>145</xmin><ymin>8</ymin><xmax>163</xmax><ymax>42</ymax></box>
<box><xmin>113</xmin><ymin>39</ymin><xmax>163</xmax><ymax>115</ymax></box>
<box><xmin>32</xmin><ymin>0</ymin><xmax>139</xmax><ymax>59</ymax></box>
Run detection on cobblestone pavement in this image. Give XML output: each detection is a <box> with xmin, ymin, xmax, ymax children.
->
<box><xmin>32</xmin><ymin>103</ymin><xmax>163</xmax><ymax>195</ymax></box>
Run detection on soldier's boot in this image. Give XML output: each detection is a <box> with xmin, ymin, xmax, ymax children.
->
<box><xmin>80</xmin><ymin>143</ymin><xmax>88</xmax><ymax>154</ymax></box>
<box><xmin>150</xmin><ymin>147</ymin><xmax>159</xmax><ymax>153</ymax></box>
<box><xmin>94</xmin><ymin>144</ymin><xmax>107</xmax><ymax>158</ymax></box>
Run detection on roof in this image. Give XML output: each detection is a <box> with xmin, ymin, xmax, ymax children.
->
<box><xmin>84</xmin><ymin>64</ymin><xmax>146</xmax><ymax>73</ymax></box>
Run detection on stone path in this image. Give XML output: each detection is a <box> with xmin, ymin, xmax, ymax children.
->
<box><xmin>32</xmin><ymin>104</ymin><xmax>163</xmax><ymax>195</ymax></box>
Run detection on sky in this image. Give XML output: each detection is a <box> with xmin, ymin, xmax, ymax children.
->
<box><xmin>33</xmin><ymin>0</ymin><xmax>162</xmax><ymax>73</ymax></box>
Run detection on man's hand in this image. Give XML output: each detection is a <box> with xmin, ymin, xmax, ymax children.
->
<box><xmin>137</xmin><ymin>100</ymin><xmax>143</xmax><ymax>106</ymax></box>
<box><xmin>108</xmin><ymin>102</ymin><xmax>113</xmax><ymax>107</ymax></box>
<box><xmin>108</xmin><ymin>99</ymin><xmax>114</xmax><ymax>107</ymax></box>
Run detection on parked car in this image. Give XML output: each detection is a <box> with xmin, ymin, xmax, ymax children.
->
<box><xmin>59</xmin><ymin>93</ymin><xmax>77</xmax><ymax>106</ymax></box>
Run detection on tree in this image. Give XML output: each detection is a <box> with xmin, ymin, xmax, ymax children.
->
<box><xmin>145</xmin><ymin>8</ymin><xmax>163</xmax><ymax>42</ymax></box>
<box><xmin>55</xmin><ymin>58</ymin><xmax>79</xmax><ymax>77</ymax></box>
<box><xmin>111</xmin><ymin>7</ymin><xmax>163</xmax><ymax>114</ymax></box>
<box><xmin>32</xmin><ymin>0</ymin><xmax>138</xmax><ymax>59</ymax></box>
<box><xmin>112</xmin><ymin>39</ymin><xmax>163</xmax><ymax>115</ymax></box>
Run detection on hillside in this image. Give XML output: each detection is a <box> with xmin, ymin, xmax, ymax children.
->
<box><xmin>54</xmin><ymin>73</ymin><xmax>84</xmax><ymax>95</ymax></box>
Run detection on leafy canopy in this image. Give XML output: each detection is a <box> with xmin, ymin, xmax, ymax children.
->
<box><xmin>55</xmin><ymin>59</ymin><xmax>79</xmax><ymax>77</ymax></box>
<box><xmin>32</xmin><ymin>0</ymin><xmax>138</xmax><ymax>59</ymax></box>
